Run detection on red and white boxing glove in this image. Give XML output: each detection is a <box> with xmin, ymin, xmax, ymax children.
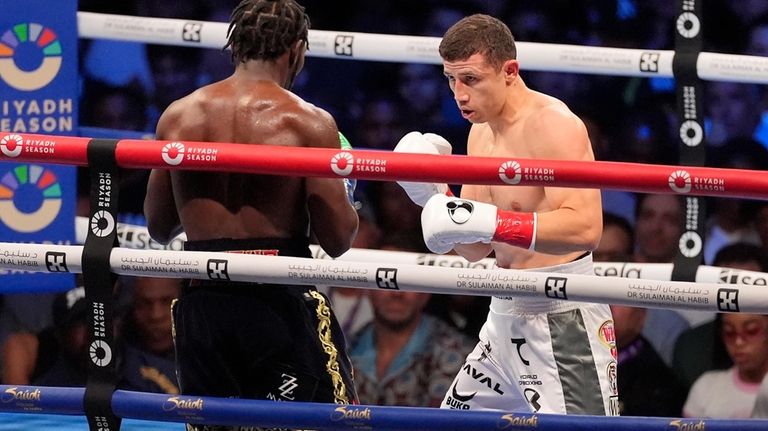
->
<box><xmin>421</xmin><ymin>194</ymin><xmax>537</xmax><ymax>254</ymax></box>
<box><xmin>394</xmin><ymin>131</ymin><xmax>453</xmax><ymax>206</ymax></box>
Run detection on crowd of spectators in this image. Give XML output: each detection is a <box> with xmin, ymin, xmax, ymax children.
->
<box><xmin>2</xmin><ymin>0</ymin><xmax>768</xmax><ymax>419</ymax></box>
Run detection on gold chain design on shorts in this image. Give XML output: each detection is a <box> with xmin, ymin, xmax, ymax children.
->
<box><xmin>308</xmin><ymin>290</ymin><xmax>349</xmax><ymax>404</ymax></box>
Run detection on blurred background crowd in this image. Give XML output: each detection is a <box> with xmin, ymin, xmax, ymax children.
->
<box><xmin>2</xmin><ymin>0</ymin><xmax>768</xmax><ymax>419</ymax></box>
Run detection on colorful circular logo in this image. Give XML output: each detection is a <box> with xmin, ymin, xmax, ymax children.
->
<box><xmin>0</xmin><ymin>164</ymin><xmax>62</xmax><ymax>232</ymax></box>
<box><xmin>0</xmin><ymin>23</ymin><xmax>63</xmax><ymax>91</ymax></box>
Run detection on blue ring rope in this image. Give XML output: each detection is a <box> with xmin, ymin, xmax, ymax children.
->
<box><xmin>1</xmin><ymin>385</ymin><xmax>766</xmax><ymax>430</ymax></box>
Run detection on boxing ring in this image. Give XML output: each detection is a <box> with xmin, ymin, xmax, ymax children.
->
<box><xmin>2</xmin><ymin>5</ymin><xmax>768</xmax><ymax>431</ymax></box>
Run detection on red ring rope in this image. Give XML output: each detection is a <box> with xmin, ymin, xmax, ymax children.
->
<box><xmin>2</xmin><ymin>132</ymin><xmax>767</xmax><ymax>199</ymax></box>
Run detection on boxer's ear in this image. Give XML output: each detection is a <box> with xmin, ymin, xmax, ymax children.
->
<box><xmin>503</xmin><ymin>60</ymin><xmax>519</xmax><ymax>83</ymax></box>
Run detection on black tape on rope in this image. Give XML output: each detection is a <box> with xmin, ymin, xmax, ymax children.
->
<box><xmin>671</xmin><ymin>0</ymin><xmax>706</xmax><ymax>282</ymax></box>
<box><xmin>82</xmin><ymin>139</ymin><xmax>122</xmax><ymax>431</ymax></box>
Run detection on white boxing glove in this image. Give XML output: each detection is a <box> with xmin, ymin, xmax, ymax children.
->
<box><xmin>394</xmin><ymin>131</ymin><xmax>452</xmax><ymax>206</ymax></box>
<box><xmin>421</xmin><ymin>194</ymin><xmax>538</xmax><ymax>254</ymax></box>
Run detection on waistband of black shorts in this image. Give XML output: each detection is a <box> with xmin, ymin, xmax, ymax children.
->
<box><xmin>183</xmin><ymin>237</ymin><xmax>312</xmax><ymax>293</ymax></box>
<box><xmin>183</xmin><ymin>237</ymin><xmax>311</xmax><ymax>258</ymax></box>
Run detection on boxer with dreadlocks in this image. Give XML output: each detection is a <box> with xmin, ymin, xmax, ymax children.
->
<box><xmin>144</xmin><ymin>0</ymin><xmax>359</xmax><ymax>428</ymax></box>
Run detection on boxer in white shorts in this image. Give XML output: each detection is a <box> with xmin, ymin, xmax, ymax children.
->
<box><xmin>441</xmin><ymin>253</ymin><xmax>617</xmax><ymax>415</ymax></box>
<box><xmin>393</xmin><ymin>14</ymin><xmax>616</xmax><ymax>415</ymax></box>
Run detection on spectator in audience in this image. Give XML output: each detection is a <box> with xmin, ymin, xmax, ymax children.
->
<box><xmin>325</xmin><ymin>212</ymin><xmax>382</xmax><ymax>339</ymax></box>
<box><xmin>118</xmin><ymin>276</ymin><xmax>181</xmax><ymax>394</ymax></box>
<box><xmin>145</xmin><ymin>44</ymin><xmax>203</xmax><ymax>129</ymax></box>
<box><xmin>673</xmin><ymin>243</ymin><xmax>767</xmax><ymax>390</ymax></box>
<box><xmin>594</xmin><ymin>212</ymin><xmax>634</xmax><ymax>263</ymax></box>
<box><xmin>705</xmin><ymin>81</ymin><xmax>767</xmax><ymax>149</ymax></box>
<box><xmin>703</xmin><ymin>138</ymin><xmax>768</xmax><ymax>264</ymax></box>
<box><xmin>80</xmin><ymin>80</ymin><xmax>150</xmax><ymax>132</ymax></box>
<box><xmin>2</xmin><ymin>286</ymin><xmax>91</xmax><ymax>387</ymax></box>
<box><xmin>633</xmin><ymin>194</ymin><xmax>690</xmax><ymax>365</ymax></box>
<box><xmin>594</xmin><ymin>210</ymin><xmax>686</xmax><ymax>415</ymax></box>
<box><xmin>353</xmin><ymin>95</ymin><xmax>405</xmax><ymax>150</ymax></box>
<box><xmin>683</xmin><ymin>312</ymin><xmax>768</xmax><ymax>418</ymax></box>
<box><xmin>611</xmin><ymin>304</ymin><xmax>687</xmax><ymax>416</ymax></box>
<box><xmin>349</xmin><ymin>237</ymin><xmax>474</xmax><ymax>407</ymax></box>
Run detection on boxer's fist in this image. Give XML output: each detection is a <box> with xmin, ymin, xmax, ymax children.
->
<box><xmin>421</xmin><ymin>194</ymin><xmax>497</xmax><ymax>254</ymax></box>
<box><xmin>394</xmin><ymin>131</ymin><xmax>452</xmax><ymax>206</ymax></box>
<box><xmin>421</xmin><ymin>194</ymin><xmax>538</xmax><ymax>254</ymax></box>
<box><xmin>339</xmin><ymin>131</ymin><xmax>358</xmax><ymax>207</ymax></box>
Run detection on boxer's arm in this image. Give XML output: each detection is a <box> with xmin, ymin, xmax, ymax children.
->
<box><xmin>452</xmin><ymin>184</ymin><xmax>494</xmax><ymax>261</ymax></box>
<box><xmin>451</xmin><ymin>125</ymin><xmax>493</xmax><ymax>261</ymax></box>
<box><xmin>304</xmin><ymin>109</ymin><xmax>358</xmax><ymax>258</ymax></box>
<box><xmin>144</xmin><ymin>104</ymin><xmax>184</xmax><ymax>244</ymax></box>
<box><xmin>145</xmin><ymin>169</ymin><xmax>181</xmax><ymax>244</ymax></box>
<box><xmin>526</xmin><ymin>107</ymin><xmax>602</xmax><ymax>254</ymax></box>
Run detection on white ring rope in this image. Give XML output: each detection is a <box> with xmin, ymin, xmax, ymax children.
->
<box><xmin>74</xmin><ymin>217</ymin><xmax>768</xmax><ymax>287</ymax></box>
<box><xmin>76</xmin><ymin>11</ymin><xmax>768</xmax><ymax>84</ymax></box>
<box><xmin>2</xmin><ymin>240</ymin><xmax>766</xmax><ymax>314</ymax></box>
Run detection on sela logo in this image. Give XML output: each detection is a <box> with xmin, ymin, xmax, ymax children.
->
<box><xmin>182</xmin><ymin>22</ymin><xmax>202</xmax><ymax>42</ymax></box>
<box><xmin>446</xmin><ymin>199</ymin><xmax>474</xmax><ymax>224</ymax></box>
<box><xmin>544</xmin><ymin>276</ymin><xmax>568</xmax><ymax>299</ymax></box>
<box><xmin>89</xmin><ymin>339</ymin><xmax>112</xmax><ymax>367</ymax></box>
<box><xmin>717</xmin><ymin>288</ymin><xmax>739</xmax><ymax>312</ymax></box>
<box><xmin>376</xmin><ymin>267</ymin><xmax>398</xmax><ymax>289</ymax></box>
<box><xmin>162</xmin><ymin>142</ymin><xmax>185</xmax><ymax>166</ymax></box>
<box><xmin>498</xmin><ymin>160</ymin><xmax>522</xmax><ymax>185</ymax></box>
<box><xmin>668</xmin><ymin>169</ymin><xmax>692</xmax><ymax>193</ymax></box>
<box><xmin>0</xmin><ymin>134</ymin><xmax>23</xmax><ymax>157</ymax></box>
<box><xmin>719</xmin><ymin>269</ymin><xmax>767</xmax><ymax>286</ymax></box>
<box><xmin>45</xmin><ymin>251</ymin><xmax>67</xmax><ymax>272</ymax></box>
<box><xmin>639</xmin><ymin>52</ymin><xmax>660</xmax><ymax>73</ymax></box>
<box><xmin>593</xmin><ymin>263</ymin><xmax>642</xmax><ymax>278</ymax></box>
<box><xmin>330</xmin><ymin>152</ymin><xmax>354</xmax><ymax>176</ymax></box>
<box><xmin>334</xmin><ymin>35</ymin><xmax>354</xmax><ymax>56</ymax></box>
<box><xmin>207</xmin><ymin>259</ymin><xmax>229</xmax><ymax>280</ymax></box>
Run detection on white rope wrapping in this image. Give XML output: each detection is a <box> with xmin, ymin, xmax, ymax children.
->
<box><xmin>74</xmin><ymin>218</ymin><xmax>768</xmax><ymax>287</ymax></box>
<box><xmin>76</xmin><ymin>12</ymin><xmax>768</xmax><ymax>84</ymax></box>
<box><xmin>2</xmin><ymin>240</ymin><xmax>766</xmax><ymax>314</ymax></box>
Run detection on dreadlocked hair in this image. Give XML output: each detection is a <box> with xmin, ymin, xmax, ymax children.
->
<box><xmin>225</xmin><ymin>0</ymin><xmax>310</xmax><ymax>63</ymax></box>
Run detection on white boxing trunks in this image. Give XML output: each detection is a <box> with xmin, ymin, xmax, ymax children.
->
<box><xmin>441</xmin><ymin>252</ymin><xmax>618</xmax><ymax>415</ymax></box>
